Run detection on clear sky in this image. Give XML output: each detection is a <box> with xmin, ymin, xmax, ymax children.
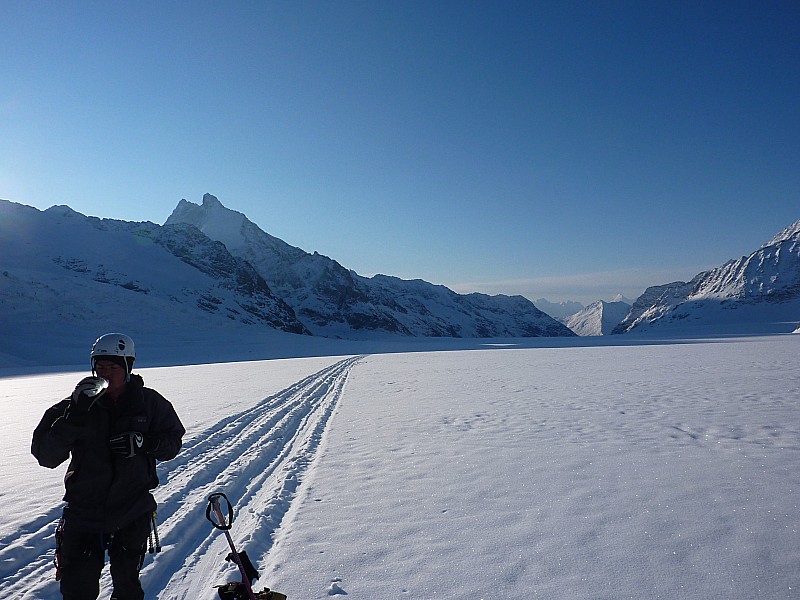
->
<box><xmin>2</xmin><ymin>1</ymin><xmax>799</xmax><ymax>304</ymax></box>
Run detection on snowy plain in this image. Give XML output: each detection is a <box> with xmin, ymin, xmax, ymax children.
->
<box><xmin>1</xmin><ymin>333</ymin><xmax>798</xmax><ymax>599</ymax></box>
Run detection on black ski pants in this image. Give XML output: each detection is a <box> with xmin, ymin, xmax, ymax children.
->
<box><xmin>60</xmin><ymin>512</ymin><xmax>150</xmax><ymax>600</ymax></box>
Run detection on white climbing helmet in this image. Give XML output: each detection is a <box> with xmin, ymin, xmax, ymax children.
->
<box><xmin>90</xmin><ymin>333</ymin><xmax>136</xmax><ymax>378</ymax></box>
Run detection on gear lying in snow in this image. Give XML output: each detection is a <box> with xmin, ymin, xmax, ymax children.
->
<box><xmin>207</xmin><ymin>492</ymin><xmax>287</xmax><ymax>600</ymax></box>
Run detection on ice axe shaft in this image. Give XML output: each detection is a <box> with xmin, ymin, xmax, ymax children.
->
<box><xmin>207</xmin><ymin>492</ymin><xmax>257</xmax><ymax>600</ymax></box>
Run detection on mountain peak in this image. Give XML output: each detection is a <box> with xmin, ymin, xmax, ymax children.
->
<box><xmin>167</xmin><ymin>194</ymin><xmax>248</xmax><ymax>253</ymax></box>
<box><xmin>202</xmin><ymin>193</ymin><xmax>222</xmax><ymax>207</ymax></box>
<box><xmin>763</xmin><ymin>219</ymin><xmax>800</xmax><ymax>248</ymax></box>
<box><xmin>165</xmin><ymin>194</ymin><xmax>574</xmax><ymax>339</ymax></box>
<box><xmin>565</xmin><ymin>299</ymin><xmax>631</xmax><ymax>336</ymax></box>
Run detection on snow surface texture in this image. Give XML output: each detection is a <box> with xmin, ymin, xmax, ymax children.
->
<box><xmin>1</xmin><ymin>334</ymin><xmax>798</xmax><ymax>599</ymax></box>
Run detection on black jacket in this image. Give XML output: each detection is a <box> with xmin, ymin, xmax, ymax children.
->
<box><xmin>31</xmin><ymin>374</ymin><xmax>185</xmax><ymax>533</ymax></box>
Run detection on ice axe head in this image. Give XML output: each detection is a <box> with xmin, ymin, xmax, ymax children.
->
<box><xmin>206</xmin><ymin>492</ymin><xmax>235</xmax><ymax>531</ymax></box>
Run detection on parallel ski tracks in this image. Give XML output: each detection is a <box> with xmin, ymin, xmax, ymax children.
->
<box><xmin>145</xmin><ymin>355</ymin><xmax>362</xmax><ymax>598</ymax></box>
<box><xmin>0</xmin><ymin>355</ymin><xmax>362</xmax><ymax>599</ymax></box>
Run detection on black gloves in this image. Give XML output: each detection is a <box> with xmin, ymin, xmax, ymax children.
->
<box><xmin>70</xmin><ymin>377</ymin><xmax>108</xmax><ymax>413</ymax></box>
<box><xmin>109</xmin><ymin>431</ymin><xmax>152</xmax><ymax>458</ymax></box>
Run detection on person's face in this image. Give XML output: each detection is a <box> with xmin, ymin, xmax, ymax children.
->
<box><xmin>94</xmin><ymin>359</ymin><xmax>128</xmax><ymax>397</ymax></box>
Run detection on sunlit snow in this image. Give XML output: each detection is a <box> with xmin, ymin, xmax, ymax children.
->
<box><xmin>1</xmin><ymin>333</ymin><xmax>798</xmax><ymax>599</ymax></box>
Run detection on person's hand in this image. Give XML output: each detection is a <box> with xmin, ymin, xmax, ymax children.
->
<box><xmin>70</xmin><ymin>377</ymin><xmax>108</xmax><ymax>413</ymax></box>
<box><xmin>109</xmin><ymin>431</ymin><xmax>150</xmax><ymax>458</ymax></box>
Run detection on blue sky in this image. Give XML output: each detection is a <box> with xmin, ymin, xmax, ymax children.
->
<box><xmin>2</xmin><ymin>1</ymin><xmax>799</xmax><ymax>304</ymax></box>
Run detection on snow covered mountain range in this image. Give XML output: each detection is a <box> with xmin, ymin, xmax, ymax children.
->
<box><xmin>0</xmin><ymin>195</ymin><xmax>572</xmax><ymax>363</ymax></box>
<box><xmin>2</xmin><ymin>193</ymin><xmax>797</xmax><ymax>355</ymax></box>
<box><xmin>165</xmin><ymin>194</ymin><xmax>574</xmax><ymax>338</ymax></box>
<box><xmin>613</xmin><ymin>219</ymin><xmax>800</xmax><ymax>334</ymax></box>
<box><xmin>561</xmin><ymin>222</ymin><xmax>800</xmax><ymax>337</ymax></box>
<box><xmin>0</xmin><ymin>198</ymin><xmax>318</xmax><ymax>363</ymax></box>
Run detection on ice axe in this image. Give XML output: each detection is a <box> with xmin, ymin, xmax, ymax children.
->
<box><xmin>206</xmin><ymin>492</ymin><xmax>287</xmax><ymax>600</ymax></box>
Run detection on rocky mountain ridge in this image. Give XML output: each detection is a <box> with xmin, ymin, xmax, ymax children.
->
<box><xmin>0</xmin><ymin>196</ymin><xmax>573</xmax><ymax>348</ymax></box>
<box><xmin>613</xmin><ymin>219</ymin><xmax>800</xmax><ymax>334</ymax></box>
<box><xmin>0</xmin><ymin>200</ymin><xmax>309</xmax><ymax>337</ymax></box>
<box><xmin>166</xmin><ymin>194</ymin><xmax>575</xmax><ymax>338</ymax></box>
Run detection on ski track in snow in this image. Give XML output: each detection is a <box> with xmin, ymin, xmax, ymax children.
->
<box><xmin>0</xmin><ymin>356</ymin><xmax>362</xmax><ymax>600</ymax></box>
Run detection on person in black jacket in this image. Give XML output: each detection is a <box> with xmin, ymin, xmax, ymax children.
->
<box><xmin>32</xmin><ymin>333</ymin><xmax>185</xmax><ymax>600</ymax></box>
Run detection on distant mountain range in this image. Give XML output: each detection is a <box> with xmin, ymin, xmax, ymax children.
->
<box><xmin>0</xmin><ymin>195</ymin><xmax>573</xmax><ymax>363</ymax></box>
<box><xmin>531</xmin><ymin>298</ymin><xmax>585</xmax><ymax>321</ymax></box>
<box><xmin>554</xmin><ymin>222</ymin><xmax>800</xmax><ymax>336</ymax></box>
<box><xmin>612</xmin><ymin>220</ymin><xmax>800</xmax><ymax>335</ymax></box>
<box><xmin>165</xmin><ymin>195</ymin><xmax>574</xmax><ymax>338</ymax></box>
<box><xmin>1</xmin><ymin>194</ymin><xmax>797</xmax><ymax>359</ymax></box>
